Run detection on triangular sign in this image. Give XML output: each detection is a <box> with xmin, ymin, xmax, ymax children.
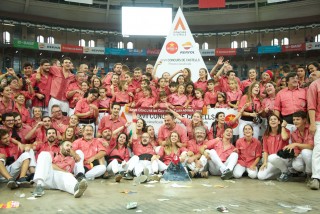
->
<box><xmin>155</xmin><ymin>7</ymin><xmax>207</xmax><ymax>82</ymax></box>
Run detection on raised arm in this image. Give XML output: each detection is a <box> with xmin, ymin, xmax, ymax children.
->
<box><xmin>209</xmin><ymin>56</ymin><xmax>224</xmax><ymax>77</ymax></box>
<box><xmin>167</xmin><ymin>107</ymin><xmax>183</xmax><ymax>121</ymax></box>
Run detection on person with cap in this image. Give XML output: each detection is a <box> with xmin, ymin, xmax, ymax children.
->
<box><xmin>274</xmin><ymin>72</ymin><xmax>307</xmax><ymax>135</ymax></box>
<box><xmin>259</xmin><ymin>70</ymin><xmax>273</xmax><ymax>98</ymax></box>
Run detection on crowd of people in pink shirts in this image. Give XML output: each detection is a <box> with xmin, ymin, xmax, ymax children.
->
<box><xmin>0</xmin><ymin>56</ymin><xmax>320</xmax><ymax>198</ymax></box>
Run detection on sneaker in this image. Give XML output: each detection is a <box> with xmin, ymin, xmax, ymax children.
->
<box><xmin>134</xmin><ymin>175</ymin><xmax>148</xmax><ymax>184</ymax></box>
<box><xmin>32</xmin><ymin>185</ymin><xmax>45</xmax><ymax>197</ymax></box>
<box><xmin>200</xmin><ymin>171</ymin><xmax>209</xmax><ymax>179</ymax></box>
<box><xmin>124</xmin><ymin>171</ymin><xmax>134</xmax><ymax>180</ymax></box>
<box><xmin>17</xmin><ymin>177</ymin><xmax>31</xmax><ymax>188</ymax></box>
<box><xmin>277</xmin><ymin>172</ymin><xmax>290</xmax><ymax>182</ymax></box>
<box><xmin>305</xmin><ymin>174</ymin><xmax>312</xmax><ymax>184</ymax></box>
<box><xmin>74</xmin><ymin>179</ymin><xmax>88</xmax><ymax>198</ymax></box>
<box><xmin>148</xmin><ymin>174</ymin><xmax>161</xmax><ymax>182</ymax></box>
<box><xmin>221</xmin><ymin>169</ymin><xmax>233</xmax><ymax>180</ymax></box>
<box><xmin>114</xmin><ymin>173</ymin><xmax>122</xmax><ymax>183</ymax></box>
<box><xmin>308</xmin><ymin>179</ymin><xmax>320</xmax><ymax>190</ymax></box>
<box><xmin>102</xmin><ymin>172</ymin><xmax>110</xmax><ymax>179</ymax></box>
<box><xmin>188</xmin><ymin>171</ymin><xmax>195</xmax><ymax>178</ymax></box>
<box><xmin>75</xmin><ymin>172</ymin><xmax>86</xmax><ymax>182</ymax></box>
<box><xmin>7</xmin><ymin>178</ymin><xmax>18</xmax><ymax>190</ymax></box>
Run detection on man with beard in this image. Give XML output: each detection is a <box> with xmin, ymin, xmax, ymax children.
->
<box><xmin>32</xmin><ymin>141</ymin><xmax>88</xmax><ymax>198</ymax></box>
<box><xmin>102</xmin><ymin>63</ymin><xmax>123</xmax><ymax>86</ymax></box>
<box><xmin>13</xmin><ymin>112</ymin><xmax>32</xmax><ymax>144</ymax></box>
<box><xmin>30</xmin><ymin>59</ymin><xmax>52</xmax><ymax>116</ymax></box>
<box><xmin>72</xmin><ymin>125</ymin><xmax>107</xmax><ymax>180</ymax></box>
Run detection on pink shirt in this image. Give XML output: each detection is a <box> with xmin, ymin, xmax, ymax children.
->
<box><xmin>291</xmin><ymin>125</ymin><xmax>314</xmax><ymax>155</ymax></box>
<box><xmin>53</xmin><ymin>153</ymin><xmax>75</xmax><ymax>173</ymax></box>
<box><xmin>194</xmin><ymin>80</ymin><xmax>208</xmax><ymax>93</ymax></box>
<box><xmin>16</xmin><ymin>124</ymin><xmax>32</xmax><ymax>144</ymax></box>
<box><xmin>181</xmin><ymin>118</ymin><xmax>212</xmax><ymax>140</ymax></box>
<box><xmin>158</xmin><ymin>123</ymin><xmax>188</xmax><ymax>143</ymax></box>
<box><xmin>274</xmin><ymin>87</ymin><xmax>307</xmax><ymax>116</ymax></box>
<box><xmin>132</xmin><ymin>78</ymin><xmax>142</xmax><ymax>90</ymax></box>
<box><xmin>261</xmin><ymin>97</ymin><xmax>275</xmax><ymax>111</ymax></box>
<box><xmin>262</xmin><ymin>130</ymin><xmax>289</xmax><ymax>155</ymax></box>
<box><xmin>98</xmin><ymin>98</ymin><xmax>111</xmax><ymax>110</ymax></box>
<box><xmin>132</xmin><ymin>139</ymin><xmax>156</xmax><ymax>156</ymax></box>
<box><xmin>0</xmin><ymin>98</ymin><xmax>15</xmax><ymax>116</ymax></box>
<box><xmin>135</xmin><ymin>97</ymin><xmax>155</xmax><ymax>108</ymax></box>
<box><xmin>35</xmin><ymin>141</ymin><xmax>60</xmax><ymax>160</ymax></box>
<box><xmin>158</xmin><ymin>147</ymin><xmax>186</xmax><ymax>165</ymax></box>
<box><xmin>111</xmin><ymin>91</ymin><xmax>132</xmax><ymax>104</ymax></box>
<box><xmin>14</xmin><ymin>105</ymin><xmax>31</xmax><ymax>124</ymax></box>
<box><xmin>65</xmin><ymin>82</ymin><xmax>81</xmax><ymax>108</ymax></box>
<box><xmin>238</xmin><ymin>95</ymin><xmax>261</xmax><ymax>112</ymax></box>
<box><xmin>219</xmin><ymin>76</ymin><xmax>241</xmax><ymax>93</ymax></box>
<box><xmin>209</xmin><ymin>121</ymin><xmax>234</xmax><ymax>139</ymax></box>
<box><xmin>187</xmin><ymin>139</ymin><xmax>215</xmax><ymax>155</ymax></box>
<box><xmin>105</xmin><ymin>145</ymin><xmax>130</xmax><ymax>162</ymax></box>
<box><xmin>226</xmin><ymin>90</ymin><xmax>242</xmax><ymax>102</ymax></box>
<box><xmin>168</xmin><ymin>93</ymin><xmax>187</xmax><ymax>106</ymax></box>
<box><xmin>307</xmin><ymin>79</ymin><xmax>320</xmax><ymax>122</ymax></box>
<box><xmin>106</xmin><ymin>85</ymin><xmax>119</xmax><ymax>97</ymax></box>
<box><xmin>0</xmin><ymin>142</ymin><xmax>20</xmax><ymax>160</ymax></box>
<box><xmin>98</xmin><ymin>115</ymin><xmax>127</xmax><ymax>134</ymax></box>
<box><xmin>236</xmin><ymin>137</ymin><xmax>262</xmax><ymax>167</ymax></box>
<box><xmin>74</xmin><ymin>98</ymin><xmax>99</xmax><ymax>119</ymax></box>
<box><xmin>72</xmin><ymin>137</ymin><xmax>107</xmax><ymax>168</ymax></box>
<box><xmin>204</xmin><ymin>91</ymin><xmax>217</xmax><ymax>106</ymax></box>
<box><xmin>212</xmin><ymin>139</ymin><xmax>236</xmax><ymax>162</ymax></box>
<box><xmin>49</xmin><ymin>66</ymin><xmax>75</xmax><ymax>101</ymax></box>
<box><xmin>191</xmin><ymin>98</ymin><xmax>204</xmax><ymax>109</ymax></box>
<box><xmin>241</xmin><ymin>79</ymin><xmax>255</xmax><ymax>92</ymax></box>
<box><xmin>30</xmin><ymin>72</ymin><xmax>52</xmax><ymax>107</ymax></box>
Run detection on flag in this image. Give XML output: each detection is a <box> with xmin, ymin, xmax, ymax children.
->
<box><xmin>199</xmin><ymin>0</ymin><xmax>226</xmax><ymax>8</ymax></box>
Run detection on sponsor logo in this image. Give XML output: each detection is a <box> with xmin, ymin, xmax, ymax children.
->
<box><xmin>166</xmin><ymin>41</ymin><xmax>178</xmax><ymax>54</ymax></box>
<box><xmin>182</xmin><ymin>41</ymin><xmax>192</xmax><ymax>50</ymax></box>
<box><xmin>174</xmin><ymin>17</ymin><xmax>186</xmax><ymax>31</ymax></box>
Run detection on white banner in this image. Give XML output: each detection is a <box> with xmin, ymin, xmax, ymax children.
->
<box><xmin>154</xmin><ymin>8</ymin><xmax>207</xmax><ymax>82</ymax></box>
<box><xmin>119</xmin><ymin>107</ymin><xmax>239</xmax><ymax>136</ymax></box>
<box><xmin>83</xmin><ymin>47</ymin><xmax>105</xmax><ymax>55</ymax></box>
<box><xmin>306</xmin><ymin>42</ymin><xmax>320</xmax><ymax>51</ymax></box>
<box><xmin>267</xmin><ymin>0</ymin><xmax>289</xmax><ymax>3</ymax></box>
<box><xmin>38</xmin><ymin>43</ymin><xmax>61</xmax><ymax>52</ymax></box>
<box><xmin>65</xmin><ymin>0</ymin><xmax>93</xmax><ymax>4</ymax></box>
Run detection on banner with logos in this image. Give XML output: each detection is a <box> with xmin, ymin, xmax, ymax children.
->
<box><xmin>236</xmin><ymin>47</ymin><xmax>257</xmax><ymax>55</ymax></box>
<box><xmin>105</xmin><ymin>48</ymin><xmax>127</xmax><ymax>56</ymax></box>
<box><xmin>281</xmin><ymin>44</ymin><xmax>305</xmax><ymax>52</ymax></box>
<box><xmin>146</xmin><ymin>49</ymin><xmax>161</xmax><ymax>56</ymax></box>
<box><xmin>215</xmin><ymin>48</ymin><xmax>237</xmax><ymax>56</ymax></box>
<box><xmin>154</xmin><ymin>7</ymin><xmax>207</xmax><ymax>82</ymax></box>
<box><xmin>61</xmin><ymin>44</ymin><xmax>83</xmax><ymax>53</ymax></box>
<box><xmin>258</xmin><ymin>46</ymin><xmax>281</xmax><ymax>54</ymax></box>
<box><xmin>127</xmin><ymin>49</ymin><xmax>147</xmax><ymax>56</ymax></box>
<box><xmin>13</xmin><ymin>39</ymin><xmax>38</xmax><ymax>49</ymax></box>
<box><xmin>200</xmin><ymin>49</ymin><xmax>215</xmax><ymax>56</ymax></box>
<box><xmin>83</xmin><ymin>47</ymin><xmax>105</xmax><ymax>55</ymax></box>
<box><xmin>306</xmin><ymin>42</ymin><xmax>320</xmax><ymax>51</ymax></box>
<box><xmin>38</xmin><ymin>43</ymin><xmax>61</xmax><ymax>52</ymax></box>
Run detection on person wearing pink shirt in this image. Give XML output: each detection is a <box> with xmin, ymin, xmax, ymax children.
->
<box><xmin>284</xmin><ymin>111</ymin><xmax>313</xmax><ymax>180</ymax></box>
<box><xmin>0</xmin><ymin>85</ymin><xmax>15</xmax><ymax>117</ymax></box>
<box><xmin>46</xmin><ymin>57</ymin><xmax>75</xmax><ymax>116</ymax></box>
<box><xmin>27</xmin><ymin>107</ymin><xmax>42</xmax><ymax>127</ymax></box>
<box><xmin>233</xmin><ymin>124</ymin><xmax>262</xmax><ymax>179</ymax></box>
<box><xmin>204</xmin><ymin>79</ymin><xmax>218</xmax><ymax>108</ymax></box>
<box><xmin>215</xmin><ymin>92</ymin><xmax>229</xmax><ymax>108</ymax></box>
<box><xmin>168</xmin><ymin>84</ymin><xmax>187</xmax><ymax>106</ymax></box>
<box><xmin>260</xmin><ymin>82</ymin><xmax>277</xmax><ymax>118</ymax></box>
<box><xmin>194</xmin><ymin>68</ymin><xmax>208</xmax><ymax>93</ymax></box>
<box><xmin>14</xmin><ymin>93</ymin><xmax>31</xmax><ymax>124</ymax></box>
<box><xmin>168</xmin><ymin>108</ymin><xmax>211</xmax><ymax>141</ymax></box>
<box><xmin>30</xmin><ymin>59</ymin><xmax>52</xmax><ymax>116</ymax></box>
<box><xmin>97</xmin><ymin>87</ymin><xmax>111</xmax><ymax>122</ymax></box>
<box><xmin>153</xmin><ymin>91</ymin><xmax>175</xmax><ymax>109</ymax></box>
<box><xmin>65</xmin><ymin>71</ymin><xmax>86</xmax><ymax>115</ymax></box>
<box><xmin>296</xmin><ymin>66</ymin><xmax>308</xmax><ymax>87</ymax></box>
<box><xmin>274</xmin><ymin>72</ymin><xmax>307</xmax><ymax>134</ymax></box>
<box><xmin>98</xmin><ymin>102</ymin><xmax>126</xmax><ymax>138</ymax></box>
<box><xmin>124</xmin><ymin>72</ymin><xmax>136</xmax><ymax>95</ymax></box>
<box><xmin>132</xmin><ymin>86</ymin><xmax>156</xmax><ymax>108</ymax></box>
<box><xmin>133</xmin><ymin>79</ymin><xmax>150</xmax><ymax>103</ymax></box>
<box><xmin>102</xmin><ymin>63</ymin><xmax>123</xmax><ymax>86</ymax></box>
<box><xmin>226</xmin><ymin>79</ymin><xmax>242</xmax><ymax>109</ymax></box>
<box><xmin>72</xmin><ymin>125</ymin><xmax>107</xmax><ymax>180</ymax></box>
<box><xmin>184</xmin><ymin>82</ymin><xmax>195</xmax><ymax>108</ymax></box>
<box><xmin>106</xmin><ymin>74</ymin><xmax>120</xmax><ymax>98</ymax></box>
<box><xmin>259</xmin><ymin>70</ymin><xmax>273</xmax><ymax>98</ymax></box>
<box><xmin>13</xmin><ymin>113</ymin><xmax>32</xmax><ymax>145</ymax></box>
<box><xmin>257</xmin><ymin>114</ymin><xmax>290</xmax><ymax>181</ymax></box>
<box><xmin>191</xmin><ymin>88</ymin><xmax>204</xmax><ymax>109</ymax></box>
<box><xmin>158</xmin><ymin>131</ymin><xmax>186</xmax><ymax>166</ymax></box>
<box><xmin>25</xmin><ymin>116</ymin><xmax>56</xmax><ymax>143</ymax></box>
<box><xmin>181</xmin><ymin>126</ymin><xmax>215</xmax><ymax>178</ymax></box>
<box><xmin>51</xmin><ymin>105</ymin><xmax>70</xmax><ymax>135</ymax></box>
<box><xmin>241</xmin><ymin>69</ymin><xmax>257</xmax><ymax>93</ymax></box>
<box><xmin>307</xmin><ymin>75</ymin><xmax>320</xmax><ymax>190</ymax></box>
<box><xmin>238</xmin><ymin>82</ymin><xmax>262</xmax><ymax>139</ymax></box>
<box><xmin>111</xmin><ymin>80</ymin><xmax>132</xmax><ymax>105</ymax></box>
<box><xmin>132</xmin><ymin>67</ymin><xmax>143</xmax><ymax>90</ymax></box>
<box><xmin>169</xmin><ymin>68</ymin><xmax>192</xmax><ymax>83</ymax></box>
<box><xmin>204</xmin><ymin>128</ymin><xmax>238</xmax><ymax>180</ymax></box>
<box><xmin>214</xmin><ymin>59</ymin><xmax>241</xmax><ymax>93</ymax></box>
<box><xmin>32</xmin><ymin>141</ymin><xmax>88</xmax><ymax>198</ymax></box>
<box><xmin>157</xmin><ymin>112</ymin><xmax>188</xmax><ymax>147</ymax></box>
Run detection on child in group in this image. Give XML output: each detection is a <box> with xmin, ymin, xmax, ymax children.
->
<box><xmin>226</xmin><ymin>79</ymin><xmax>242</xmax><ymax>109</ymax></box>
<box><xmin>106</xmin><ymin>74</ymin><xmax>119</xmax><ymax>98</ymax></box>
<box><xmin>68</xmin><ymin>81</ymin><xmax>90</xmax><ymax>116</ymax></box>
<box><xmin>204</xmin><ymin>79</ymin><xmax>218</xmax><ymax>109</ymax></box>
<box><xmin>194</xmin><ymin>68</ymin><xmax>208</xmax><ymax>93</ymax></box>
<box><xmin>215</xmin><ymin>92</ymin><xmax>229</xmax><ymax>108</ymax></box>
<box><xmin>168</xmin><ymin>82</ymin><xmax>178</xmax><ymax>95</ymax></box>
<box><xmin>111</xmin><ymin>80</ymin><xmax>132</xmax><ymax>105</ymax></box>
<box><xmin>155</xmin><ymin>78</ymin><xmax>170</xmax><ymax>100</ymax></box>
<box><xmin>176</xmin><ymin>75</ymin><xmax>185</xmax><ymax>86</ymax></box>
<box><xmin>184</xmin><ymin>82</ymin><xmax>195</xmax><ymax>108</ymax></box>
<box><xmin>133</xmin><ymin>79</ymin><xmax>151</xmax><ymax>103</ymax></box>
<box><xmin>154</xmin><ymin>91</ymin><xmax>174</xmax><ymax>109</ymax></box>
<box><xmin>132</xmin><ymin>86</ymin><xmax>156</xmax><ymax>108</ymax></box>
<box><xmin>168</xmin><ymin>84</ymin><xmax>188</xmax><ymax>107</ymax></box>
<box><xmin>98</xmin><ymin>88</ymin><xmax>111</xmax><ymax>122</ymax></box>
<box><xmin>124</xmin><ymin>72</ymin><xmax>136</xmax><ymax>96</ymax></box>
<box><xmin>191</xmin><ymin>88</ymin><xmax>204</xmax><ymax>109</ymax></box>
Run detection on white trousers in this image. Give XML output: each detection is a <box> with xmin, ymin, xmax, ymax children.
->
<box><xmin>238</xmin><ymin>119</ymin><xmax>260</xmax><ymax>139</ymax></box>
<box><xmin>106</xmin><ymin>156</ymin><xmax>139</xmax><ymax>174</ymax></box>
<box><xmin>257</xmin><ymin>155</ymin><xmax>281</xmax><ymax>180</ymax></box>
<box><xmin>75</xmin><ymin>150</ymin><xmax>106</xmax><ymax>180</ymax></box>
<box><xmin>33</xmin><ymin>152</ymin><xmax>77</xmax><ymax>195</ymax></box>
<box><xmin>268</xmin><ymin>153</ymin><xmax>291</xmax><ymax>173</ymax></box>
<box><xmin>292</xmin><ymin>149</ymin><xmax>312</xmax><ymax>174</ymax></box>
<box><xmin>233</xmin><ymin>164</ymin><xmax>258</xmax><ymax>179</ymax></box>
<box><xmin>207</xmin><ymin>150</ymin><xmax>238</xmax><ymax>175</ymax></box>
<box><xmin>48</xmin><ymin>97</ymin><xmax>69</xmax><ymax>116</ymax></box>
<box><xmin>312</xmin><ymin>122</ymin><xmax>320</xmax><ymax>179</ymax></box>
<box><xmin>134</xmin><ymin>158</ymin><xmax>167</xmax><ymax>176</ymax></box>
<box><xmin>0</xmin><ymin>152</ymin><xmax>30</xmax><ymax>181</ymax></box>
